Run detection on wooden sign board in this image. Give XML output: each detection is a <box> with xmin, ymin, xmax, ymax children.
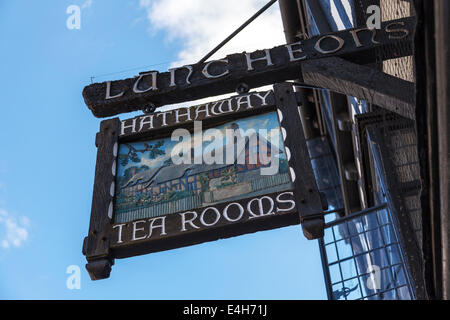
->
<box><xmin>82</xmin><ymin>17</ymin><xmax>413</xmax><ymax>118</ymax></box>
<box><xmin>83</xmin><ymin>83</ymin><xmax>326</xmax><ymax>280</ymax></box>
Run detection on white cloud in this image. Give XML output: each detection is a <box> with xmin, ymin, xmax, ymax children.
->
<box><xmin>0</xmin><ymin>209</ymin><xmax>29</xmax><ymax>250</ymax></box>
<box><xmin>1</xmin><ymin>240</ymin><xmax>9</xmax><ymax>249</ymax></box>
<box><xmin>140</xmin><ymin>0</ymin><xmax>285</xmax><ymax>66</ymax></box>
<box><xmin>138</xmin><ymin>0</ymin><xmax>284</xmax><ymax>110</ymax></box>
<box><xmin>140</xmin><ymin>153</ymin><xmax>171</xmax><ymax>168</ymax></box>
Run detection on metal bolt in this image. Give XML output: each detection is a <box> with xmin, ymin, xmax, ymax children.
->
<box><xmin>236</xmin><ymin>83</ymin><xmax>250</xmax><ymax>95</ymax></box>
<box><xmin>142</xmin><ymin>103</ymin><xmax>157</xmax><ymax>114</ymax></box>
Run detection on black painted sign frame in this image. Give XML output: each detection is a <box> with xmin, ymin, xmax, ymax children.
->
<box><xmin>82</xmin><ymin>83</ymin><xmax>326</xmax><ymax>280</ymax></box>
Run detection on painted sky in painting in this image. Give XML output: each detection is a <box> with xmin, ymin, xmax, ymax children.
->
<box><xmin>117</xmin><ymin>111</ymin><xmax>285</xmax><ymax>176</ymax></box>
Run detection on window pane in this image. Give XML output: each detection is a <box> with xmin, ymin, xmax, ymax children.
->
<box><xmin>397</xmin><ymin>286</ymin><xmax>412</xmax><ymax>300</ymax></box>
<box><xmin>365</xmin><ymin>229</ymin><xmax>384</xmax><ymax>250</ymax></box>
<box><xmin>329</xmin><ymin>263</ymin><xmax>342</xmax><ymax>284</ymax></box>
<box><xmin>324</xmin><ymin>227</ymin><xmax>335</xmax><ymax>245</ymax></box>
<box><xmin>340</xmin><ymin>259</ymin><xmax>357</xmax><ymax>280</ymax></box>
<box><xmin>370</xmin><ymin>248</ymin><xmax>388</xmax><ymax>268</ymax></box>
<box><xmin>392</xmin><ymin>265</ymin><xmax>407</xmax><ymax>286</ymax></box>
<box><xmin>386</xmin><ymin>245</ymin><xmax>402</xmax><ymax>265</ymax></box>
<box><xmin>343</xmin><ymin>278</ymin><xmax>362</xmax><ymax>300</ymax></box>
<box><xmin>333</xmin><ymin>224</ymin><xmax>349</xmax><ymax>241</ymax></box>
<box><xmin>361</xmin><ymin>212</ymin><xmax>379</xmax><ymax>231</ymax></box>
<box><xmin>377</xmin><ymin>209</ymin><xmax>390</xmax><ymax>225</ymax></box>
<box><xmin>319</xmin><ymin>206</ymin><xmax>414</xmax><ymax>300</ymax></box>
<box><xmin>336</xmin><ymin>240</ymin><xmax>354</xmax><ymax>260</ymax></box>
<box><xmin>326</xmin><ymin>244</ymin><xmax>338</xmax><ymax>263</ymax></box>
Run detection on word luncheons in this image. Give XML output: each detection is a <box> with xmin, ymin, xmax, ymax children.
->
<box><xmin>82</xmin><ymin>19</ymin><xmax>412</xmax><ymax>118</ymax></box>
<box><xmin>104</xmin><ymin>23</ymin><xmax>408</xmax><ymax>100</ymax></box>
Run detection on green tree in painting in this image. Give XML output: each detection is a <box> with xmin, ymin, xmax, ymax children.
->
<box><xmin>198</xmin><ymin>173</ymin><xmax>210</xmax><ymax>193</ymax></box>
<box><xmin>221</xmin><ymin>167</ymin><xmax>236</xmax><ymax>184</ymax></box>
<box><xmin>118</xmin><ymin>140</ymin><xmax>165</xmax><ymax>166</ymax></box>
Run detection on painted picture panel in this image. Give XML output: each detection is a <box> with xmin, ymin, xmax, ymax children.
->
<box><xmin>114</xmin><ymin>111</ymin><xmax>292</xmax><ymax>223</ymax></box>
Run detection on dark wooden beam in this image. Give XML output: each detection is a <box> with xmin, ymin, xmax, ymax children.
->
<box><xmin>328</xmin><ymin>91</ymin><xmax>363</xmax><ymax>214</ymax></box>
<box><xmin>434</xmin><ymin>0</ymin><xmax>450</xmax><ymax>300</ymax></box>
<box><xmin>413</xmin><ymin>0</ymin><xmax>439</xmax><ymax>300</ymax></box>
<box><xmin>301</xmin><ymin>56</ymin><xmax>415</xmax><ymax>119</ymax></box>
<box><xmin>305</xmin><ymin>0</ymin><xmax>365</xmax><ymax>216</ymax></box>
<box><xmin>278</xmin><ymin>0</ymin><xmax>322</xmax><ymax>140</ymax></box>
<box><xmin>273</xmin><ymin>83</ymin><xmax>327</xmax><ymax>239</ymax></box>
<box><xmin>83</xmin><ymin>17</ymin><xmax>414</xmax><ymax>118</ymax></box>
<box><xmin>305</xmin><ymin>0</ymin><xmax>333</xmax><ymax>34</ymax></box>
<box><xmin>83</xmin><ymin>118</ymin><xmax>120</xmax><ymax>280</ymax></box>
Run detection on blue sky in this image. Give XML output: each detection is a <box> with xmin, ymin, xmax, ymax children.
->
<box><xmin>0</xmin><ymin>0</ymin><xmax>326</xmax><ymax>299</ymax></box>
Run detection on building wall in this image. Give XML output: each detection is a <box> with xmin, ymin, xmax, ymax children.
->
<box><xmin>381</xmin><ymin>0</ymin><xmax>415</xmax><ymax>82</ymax></box>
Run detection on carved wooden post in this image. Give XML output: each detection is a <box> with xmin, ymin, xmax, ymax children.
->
<box><xmin>83</xmin><ymin>118</ymin><xmax>120</xmax><ymax>280</ymax></box>
<box><xmin>273</xmin><ymin>83</ymin><xmax>326</xmax><ymax>239</ymax></box>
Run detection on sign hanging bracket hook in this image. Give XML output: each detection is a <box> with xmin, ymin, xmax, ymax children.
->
<box><xmin>142</xmin><ymin>102</ymin><xmax>157</xmax><ymax>115</ymax></box>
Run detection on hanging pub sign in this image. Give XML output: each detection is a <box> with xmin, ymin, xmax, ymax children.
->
<box><xmin>82</xmin><ymin>16</ymin><xmax>414</xmax><ymax>280</ymax></box>
<box><xmin>82</xmin><ymin>17</ymin><xmax>413</xmax><ymax>118</ymax></box>
<box><xmin>83</xmin><ymin>84</ymin><xmax>327</xmax><ymax>280</ymax></box>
